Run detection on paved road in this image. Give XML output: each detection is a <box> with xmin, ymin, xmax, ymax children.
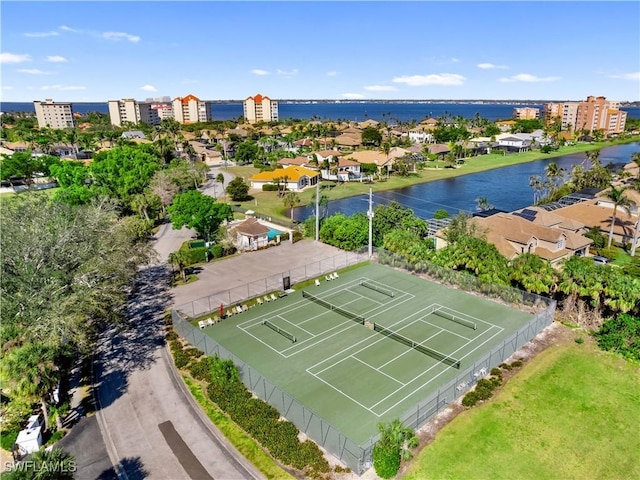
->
<box><xmin>67</xmin><ymin>221</ymin><xmax>263</xmax><ymax>480</ymax></box>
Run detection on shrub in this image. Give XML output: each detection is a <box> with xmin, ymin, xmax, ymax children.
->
<box><xmin>292</xmin><ymin>230</ymin><xmax>303</xmax><ymax>243</ymax></box>
<box><xmin>180</xmin><ymin>246</ymin><xmax>209</xmax><ymax>265</ymax></box>
<box><xmin>0</xmin><ymin>430</ymin><xmax>18</xmax><ymax>451</ymax></box>
<box><xmin>373</xmin><ymin>442</ymin><xmax>401</xmax><ymax>479</ymax></box>
<box><xmin>595</xmin><ymin>313</ymin><xmax>640</xmax><ymax>361</ymax></box>
<box><xmin>184</xmin><ymin>347</ymin><xmax>204</xmax><ymax>359</ymax></box>
<box><xmin>511</xmin><ymin>360</ymin><xmax>524</xmax><ymax>368</ymax></box>
<box><xmin>462</xmin><ymin>391</ymin><xmax>479</xmax><ymax>407</ymax></box>
<box><xmin>575</xmin><ymin>336</ymin><xmax>585</xmax><ymax>344</ymax></box>
<box><xmin>474</xmin><ymin>379</ymin><xmax>494</xmax><ymax>400</ymax></box>
<box><xmin>210</xmin><ymin>244</ymin><xmax>223</xmax><ymax>258</ymax></box>
<box><xmin>499</xmin><ymin>362</ymin><xmax>513</xmax><ymax>370</ymax></box>
<box><xmin>490</xmin><ymin>367</ymin><xmax>502</xmax><ymax>377</ymax></box>
<box><xmin>262</xmin><ymin>184</ymin><xmax>280</xmax><ymax>191</ymax></box>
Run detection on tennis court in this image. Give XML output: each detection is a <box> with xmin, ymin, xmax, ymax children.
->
<box><xmin>200</xmin><ymin>262</ymin><xmax>533</xmax><ymax>444</ymax></box>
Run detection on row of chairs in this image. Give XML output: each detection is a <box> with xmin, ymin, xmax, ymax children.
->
<box><xmin>198</xmin><ymin>317</ymin><xmax>220</xmax><ymax>329</ymax></box>
<box><xmin>315</xmin><ymin>272</ymin><xmax>339</xmax><ymax>286</ymax></box>
<box><xmin>256</xmin><ymin>293</ymin><xmax>279</xmax><ymax>305</ymax></box>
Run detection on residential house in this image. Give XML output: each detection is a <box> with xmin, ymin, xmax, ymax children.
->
<box><xmin>249</xmin><ymin>165</ymin><xmax>319</xmax><ymax>192</ymax></box>
<box><xmin>346</xmin><ymin>150</ymin><xmax>393</xmax><ymax>174</ymax></box>
<box><xmin>495</xmin><ymin>120</ymin><xmax>516</xmax><ymax>132</ymax></box>
<box><xmin>437</xmin><ymin>212</ymin><xmax>592</xmax><ymax>266</ymax></box>
<box><xmin>495</xmin><ymin>135</ymin><xmax>530</xmax><ymax>153</ymax></box>
<box><xmin>277</xmin><ymin>156</ymin><xmax>313</xmax><ymax>168</ymax></box>
<box><xmin>550</xmin><ymin>198</ymin><xmax>639</xmax><ymax>249</ymax></box>
<box><xmin>408</xmin><ymin>125</ymin><xmax>435</xmax><ymax>144</ymax></box>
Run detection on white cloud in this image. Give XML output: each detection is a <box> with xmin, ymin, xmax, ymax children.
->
<box><xmin>364</xmin><ymin>85</ymin><xmax>398</xmax><ymax>92</ymax></box>
<box><xmin>59</xmin><ymin>25</ymin><xmax>78</xmax><ymax>32</ymax></box>
<box><xmin>47</xmin><ymin>55</ymin><xmax>68</xmax><ymax>63</ymax></box>
<box><xmin>140</xmin><ymin>85</ymin><xmax>158</xmax><ymax>92</ymax></box>
<box><xmin>1</xmin><ymin>53</ymin><xmax>32</xmax><ymax>64</ymax></box>
<box><xmin>24</xmin><ymin>31</ymin><xmax>60</xmax><ymax>38</ymax></box>
<box><xmin>393</xmin><ymin>73</ymin><xmax>466</xmax><ymax>86</ymax></box>
<box><xmin>477</xmin><ymin>63</ymin><xmax>508</xmax><ymax>70</ymax></box>
<box><xmin>251</xmin><ymin>69</ymin><xmax>269</xmax><ymax>76</ymax></box>
<box><xmin>326</xmin><ymin>71</ymin><xmax>339</xmax><ymax>77</ymax></box>
<box><xmin>41</xmin><ymin>85</ymin><xmax>86</xmax><ymax>91</ymax></box>
<box><xmin>341</xmin><ymin>93</ymin><xmax>365</xmax><ymax>99</ymax></box>
<box><xmin>276</xmin><ymin>68</ymin><xmax>299</xmax><ymax>76</ymax></box>
<box><xmin>102</xmin><ymin>32</ymin><xmax>141</xmax><ymax>43</ymax></box>
<box><xmin>450</xmin><ymin>57</ymin><xmax>460</xmax><ymax>63</ymax></box>
<box><xmin>499</xmin><ymin>73</ymin><xmax>561</xmax><ymax>83</ymax></box>
<box><xmin>18</xmin><ymin>69</ymin><xmax>53</xmax><ymax>75</ymax></box>
<box><xmin>609</xmin><ymin>72</ymin><xmax>640</xmax><ymax>81</ymax></box>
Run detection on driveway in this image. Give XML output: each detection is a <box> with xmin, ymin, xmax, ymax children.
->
<box><xmin>69</xmin><ymin>221</ymin><xmax>264</xmax><ymax>480</ymax></box>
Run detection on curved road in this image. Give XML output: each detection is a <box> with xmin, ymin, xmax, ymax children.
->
<box><xmin>65</xmin><ymin>217</ymin><xmax>263</xmax><ymax>479</ymax></box>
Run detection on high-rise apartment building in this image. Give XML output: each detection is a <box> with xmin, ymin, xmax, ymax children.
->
<box><xmin>172</xmin><ymin>94</ymin><xmax>210</xmax><ymax>124</ymax></box>
<box><xmin>108</xmin><ymin>99</ymin><xmax>169</xmax><ymax>127</ymax></box>
<box><xmin>543</xmin><ymin>96</ymin><xmax>626</xmax><ymax>135</ymax></box>
<box><xmin>33</xmin><ymin>99</ymin><xmax>75</xmax><ymax>129</ymax></box>
<box><xmin>243</xmin><ymin>93</ymin><xmax>278</xmax><ymax>124</ymax></box>
<box><xmin>512</xmin><ymin>107</ymin><xmax>539</xmax><ymax>120</ymax></box>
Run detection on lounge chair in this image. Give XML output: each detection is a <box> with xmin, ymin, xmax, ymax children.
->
<box><xmin>198</xmin><ymin>320</ymin><xmax>206</xmax><ymax>329</ymax></box>
<box><xmin>270</xmin><ymin>293</ymin><xmax>278</xmax><ymax>301</ymax></box>
<box><xmin>325</xmin><ymin>275</ymin><xmax>332</xmax><ymax>281</ymax></box>
<box><xmin>242</xmin><ymin>304</ymin><xmax>249</xmax><ymax>312</ymax></box>
<box><xmin>315</xmin><ymin>279</ymin><xmax>321</xmax><ymax>287</ymax></box>
<box><xmin>206</xmin><ymin>318</ymin><xmax>215</xmax><ymax>326</ymax></box>
<box><xmin>264</xmin><ymin>295</ymin><xmax>271</xmax><ymax>303</ymax></box>
<box><xmin>235</xmin><ymin>305</ymin><xmax>243</xmax><ymax>314</ymax></box>
<box><xmin>333</xmin><ymin>272</ymin><xmax>339</xmax><ymax>279</ymax></box>
<box><xmin>212</xmin><ymin>316</ymin><xmax>220</xmax><ymax>324</ymax></box>
<box><xmin>257</xmin><ymin>297</ymin><xmax>264</xmax><ymax>305</ymax></box>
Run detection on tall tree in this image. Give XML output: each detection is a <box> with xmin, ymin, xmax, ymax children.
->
<box><xmin>283</xmin><ymin>191</ymin><xmax>301</xmax><ymax>222</ymax></box>
<box><xmin>168</xmin><ymin>190</ymin><xmax>232</xmax><ymax>241</ymax></box>
<box><xmin>603</xmin><ymin>184</ymin><xmax>634</xmax><ymax>248</ymax></box>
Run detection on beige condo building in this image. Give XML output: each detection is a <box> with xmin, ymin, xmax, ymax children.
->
<box><xmin>108</xmin><ymin>98</ymin><xmax>169</xmax><ymax>127</ymax></box>
<box><xmin>243</xmin><ymin>93</ymin><xmax>278</xmax><ymax>124</ymax></box>
<box><xmin>513</xmin><ymin>107</ymin><xmax>540</xmax><ymax>120</ymax></box>
<box><xmin>543</xmin><ymin>96</ymin><xmax>626</xmax><ymax>135</ymax></box>
<box><xmin>172</xmin><ymin>94</ymin><xmax>211</xmax><ymax>124</ymax></box>
<box><xmin>33</xmin><ymin>99</ymin><xmax>75</xmax><ymax>129</ymax></box>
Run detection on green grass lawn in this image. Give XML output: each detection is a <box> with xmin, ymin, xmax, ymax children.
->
<box><xmin>222</xmin><ymin>138</ymin><xmax>640</xmax><ymax>223</ymax></box>
<box><xmin>403</xmin><ymin>334</ymin><xmax>640</xmax><ymax>480</ymax></box>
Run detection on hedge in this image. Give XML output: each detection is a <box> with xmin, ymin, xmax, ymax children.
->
<box><xmin>373</xmin><ymin>441</ymin><xmax>401</xmax><ymax>479</ymax></box>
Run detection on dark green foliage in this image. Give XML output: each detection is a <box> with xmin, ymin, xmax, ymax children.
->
<box><xmin>226</xmin><ymin>177</ymin><xmax>251</xmax><ymax>201</ymax></box>
<box><xmin>262</xmin><ymin>184</ymin><xmax>280</xmax><ymax>191</ymax></box>
<box><xmin>0</xmin><ymin>430</ymin><xmax>18</xmax><ymax>451</ymax></box>
<box><xmin>373</xmin><ymin>442</ymin><xmax>401</xmax><ymax>479</ymax></box>
<box><xmin>3</xmin><ymin>447</ymin><xmax>75</xmax><ymax>480</ymax></box>
<box><xmin>291</xmin><ymin>230</ymin><xmax>303</xmax><ymax>243</ymax></box>
<box><xmin>595</xmin><ymin>313</ymin><xmax>640</xmax><ymax>361</ymax></box>
<box><xmin>461</xmin><ymin>391</ymin><xmax>480</xmax><ymax>407</ymax></box>
<box><xmin>169</xmin><ymin>190</ymin><xmax>232</xmax><ymax>241</ymax></box>
<box><xmin>575</xmin><ymin>336</ymin><xmax>585</xmax><ymax>344</ymax></box>
<box><xmin>511</xmin><ymin>360</ymin><xmax>523</xmax><ymax>368</ymax></box>
<box><xmin>361</xmin><ymin>126</ymin><xmax>382</xmax><ymax>146</ymax></box>
<box><xmin>179</xmin><ymin>246</ymin><xmax>209</xmax><ymax>265</ymax></box>
<box><xmin>189</xmin><ymin>357</ymin><xmax>215</xmax><ymax>382</ymax></box>
<box><xmin>499</xmin><ymin>362</ymin><xmax>513</xmax><ymax>371</ymax></box>
<box><xmin>319</xmin><ymin>213</ymin><xmax>368</xmax><ymax>250</ymax></box>
<box><xmin>210</xmin><ymin>244</ymin><xmax>224</xmax><ymax>258</ymax></box>
<box><xmin>490</xmin><ymin>368</ymin><xmax>502</xmax><ymax>377</ymax></box>
<box><xmin>434</xmin><ymin>209</ymin><xmax>450</xmax><ymax>219</ymax></box>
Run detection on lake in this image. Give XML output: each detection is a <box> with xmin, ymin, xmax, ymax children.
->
<box><xmin>293</xmin><ymin>143</ymin><xmax>640</xmax><ymax>221</ymax></box>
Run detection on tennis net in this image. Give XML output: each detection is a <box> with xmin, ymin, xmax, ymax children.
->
<box><xmin>302</xmin><ymin>290</ymin><xmax>365</xmax><ymax>325</ymax></box>
<box><xmin>433</xmin><ymin>308</ymin><xmax>477</xmax><ymax>330</ymax></box>
<box><xmin>360</xmin><ymin>281</ymin><xmax>394</xmax><ymax>297</ymax></box>
<box><xmin>373</xmin><ymin>323</ymin><xmax>460</xmax><ymax>368</ymax></box>
<box><xmin>263</xmin><ymin>320</ymin><xmax>296</xmax><ymax>342</ymax></box>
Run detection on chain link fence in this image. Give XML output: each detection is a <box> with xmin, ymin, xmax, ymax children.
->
<box><xmin>174</xmin><ymin>250</ymin><xmax>368</xmax><ymax>318</ymax></box>
<box><xmin>172</xmin><ymin>248</ymin><xmax>556</xmax><ymax>475</ymax></box>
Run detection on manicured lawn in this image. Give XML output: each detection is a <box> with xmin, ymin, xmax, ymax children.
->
<box><xmin>403</xmin><ymin>336</ymin><xmax>640</xmax><ymax>480</ymax></box>
<box><xmin>222</xmin><ymin>138</ymin><xmax>640</xmax><ymax>223</ymax></box>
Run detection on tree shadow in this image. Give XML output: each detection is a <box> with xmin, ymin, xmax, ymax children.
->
<box><xmin>96</xmin><ymin>456</ymin><xmax>149</xmax><ymax>480</ymax></box>
<box><xmin>93</xmin><ymin>263</ymin><xmax>175</xmax><ymax>410</ymax></box>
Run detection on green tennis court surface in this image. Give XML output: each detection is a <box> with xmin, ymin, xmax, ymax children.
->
<box><xmin>202</xmin><ymin>262</ymin><xmax>533</xmax><ymax>444</ymax></box>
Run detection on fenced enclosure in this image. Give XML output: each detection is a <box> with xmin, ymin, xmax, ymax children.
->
<box><xmin>174</xmin><ymin>250</ymin><xmax>367</xmax><ymax>318</ymax></box>
<box><xmin>171</xmin><ymin>251</ymin><xmax>556</xmax><ymax>475</ymax></box>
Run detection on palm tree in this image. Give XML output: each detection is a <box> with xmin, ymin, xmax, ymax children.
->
<box><xmin>10</xmin><ymin>447</ymin><xmax>75</xmax><ymax>479</ymax></box>
<box><xmin>632</xmin><ymin>152</ymin><xmax>640</xmax><ymax>180</ymax></box>
<box><xmin>604</xmin><ymin>184</ymin><xmax>634</xmax><ymax>248</ymax></box>
<box><xmin>475</xmin><ymin>196</ymin><xmax>493</xmax><ymax>212</ymax></box>
<box><xmin>168</xmin><ymin>250</ymin><xmax>190</xmax><ymax>282</ymax></box>
<box><xmin>1</xmin><ymin>343</ymin><xmax>64</xmax><ymax>433</ymax></box>
<box><xmin>216</xmin><ymin>172</ymin><xmax>225</xmax><ymax>190</ymax></box>
<box><xmin>377</xmin><ymin>419</ymin><xmax>418</xmax><ymax>461</ymax></box>
<box><xmin>283</xmin><ymin>191</ymin><xmax>301</xmax><ymax>222</ymax></box>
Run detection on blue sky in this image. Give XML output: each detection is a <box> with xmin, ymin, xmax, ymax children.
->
<box><xmin>1</xmin><ymin>1</ymin><xmax>639</xmax><ymax>102</ymax></box>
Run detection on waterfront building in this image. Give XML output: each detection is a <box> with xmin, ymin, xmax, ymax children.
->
<box><xmin>108</xmin><ymin>98</ymin><xmax>169</xmax><ymax>127</ymax></box>
<box><xmin>543</xmin><ymin>96</ymin><xmax>626</xmax><ymax>135</ymax></box>
<box><xmin>33</xmin><ymin>99</ymin><xmax>75</xmax><ymax>129</ymax></box>
<box><xmin>249</xmin><ymin>165</ymin><xmax>318</xmax><ymax>191</ymax></box>
<box><xmin>513</xmin><ymin>107</ymin><xmax>539</xmax><ymax>120</ymax></box>
<box><xmin>243</xmin><ymin>93</ymin><xmax>278</xmax><ymax>124</ymax></box>
<box><xmin>172</xmin><ymin>94</ymin><xmax>211</xmax><ymax>124</ymax></box>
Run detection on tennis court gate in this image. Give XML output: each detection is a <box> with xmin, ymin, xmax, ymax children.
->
<box><xmin>173</xmin><ymin>296</ymin><xmax>555</xmax><ymax>475</ymax></box>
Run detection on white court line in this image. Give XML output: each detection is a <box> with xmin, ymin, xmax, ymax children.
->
<box><xmin>372</xmin><ymin>325</ymin><xmax>505</xmax><ymax>415</ymax></box>
<box><xmin>419</xmin><ymin>319</ymin><xmax>472</xmax><ymax>341</ymax></box>
<box><xmin>351</xmin><ymin>355</ymin><xmax>405</xmax><ymax>386</ymax></box>
<box><xmin>377</xmin><ymin>325</ymin><xmax>446</xmax><ymax>370</ymax></box>
<box><xmin>307</xmin><ymin>370</ymin><xmax>380</xmax><ymax>416</ymax></box>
